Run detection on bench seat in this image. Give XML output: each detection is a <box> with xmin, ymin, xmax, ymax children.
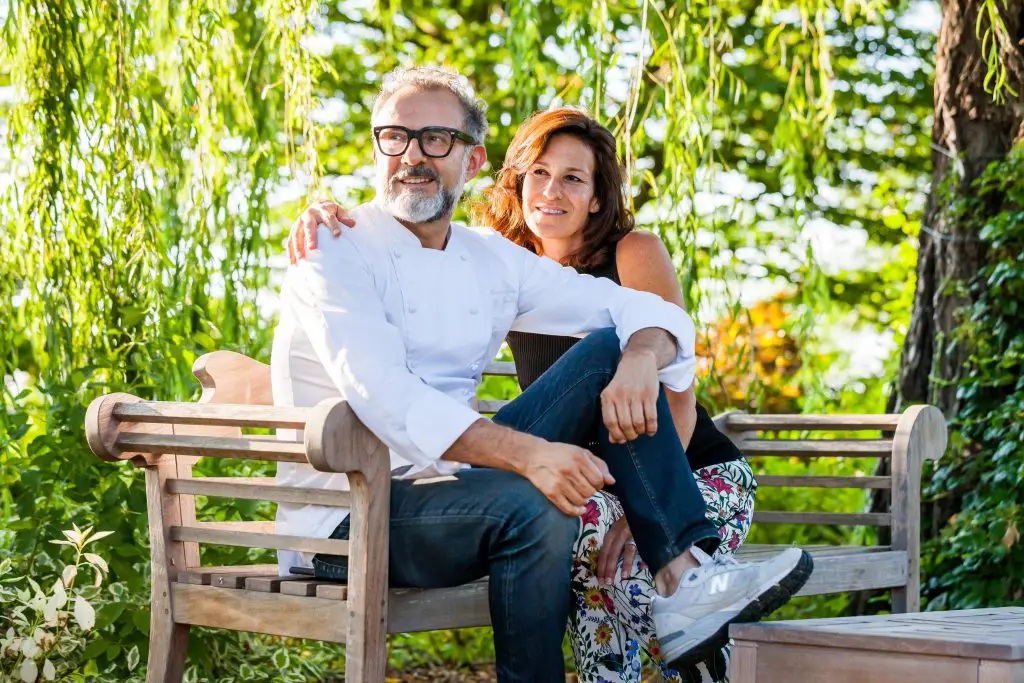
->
<box><xmin>170</xmin><ymin>545</ymin><xmax>910</xmax><ymax>638</ymax></box>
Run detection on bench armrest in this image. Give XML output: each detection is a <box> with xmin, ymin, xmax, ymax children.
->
<box><xmin>85</xmin><ymin>393</ymin><xmax>388</xmax><ymax>476</ymax></box>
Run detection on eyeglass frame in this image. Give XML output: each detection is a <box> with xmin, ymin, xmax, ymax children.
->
<box><xmin>372</xmin><ymin>125</ymin><xmax>480</xmax><ymax>159</ymax></box>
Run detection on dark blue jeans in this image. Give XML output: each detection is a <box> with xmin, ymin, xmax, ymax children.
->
<box><xmin>313</xmin><ymin>328</ymin><xmax>719</xmax><ymax>682</ymax></box>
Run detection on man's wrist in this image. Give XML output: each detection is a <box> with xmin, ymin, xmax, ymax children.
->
<box><xmin>498</xmin><ymin>427</ymin><xmax>542</xmax><ymax>476</ymax></box>
<box><xmin>621</xmin><ymin>346</ymin><xmax>658</xmax><ymax>364</ymax></box>
<box><xmin>443</xmin><ymin>419</ymin><xmax>542</xmax><ymax>475</ymax></box>
<box><xmin>623</xmin><ymin>327</ymin><xmax>677</xmax><ymax>369</ymax></box>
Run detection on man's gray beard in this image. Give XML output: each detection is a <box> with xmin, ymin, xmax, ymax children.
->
<box><xmin>381</xmin><ymin>156</ymin><xmax>469</xmax><ymax>224</ymax></box>
<box><xmin>383</xmin><ymin>183</ymin><xmax>459</xmax><ymax>223</ymax></box>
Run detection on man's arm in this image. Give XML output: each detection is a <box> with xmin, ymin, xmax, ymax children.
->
<box><xmin>496</xmin><ymin>240</ymin><xmax>697</xmax><ymax>442</ymax></box>
<box><xmin>622</xmin><ymin>327</ymin><xmax>678</xmax><ymax>368</ymax></box>
<box><xmin>287</xmin><ymin>226</ymin><xmax>613</xmax><ymax>515</ymax></box>
<box><xmin>443</xmin><ymin>419</ymin><xmax>615</xmax><ymax>516</ymax></box>
<box><xmin>286</xmin><ymin>231</ymin><xmax>482</xmax><ymax>471</ymax></box>
<box><xmin>598</xmin><ymin>327</ymin><xmax>678</xmax><ymax>443</ymax></box>
<box><xmin>503</xmin><ymin>239</ymin><xmax>697</xmax><ymax>391</ymax></box>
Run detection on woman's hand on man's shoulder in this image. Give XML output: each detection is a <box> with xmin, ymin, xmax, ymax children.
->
<box><xmin>287</xmin><ymin>200</ymin><xmax>356</xmax><ymax>265</ymax></box>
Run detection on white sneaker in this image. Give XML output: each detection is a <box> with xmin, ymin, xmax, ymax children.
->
<box><xmin>652</xmin><ymin>547</ymin><xmax>813</xmax><ymax>669</ymax></box>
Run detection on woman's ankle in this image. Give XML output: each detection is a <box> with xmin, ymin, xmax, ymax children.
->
<box><xmin>654</xmin><ymin>547</ymin><xmax>702</xmax><ymax>596</ymax></box>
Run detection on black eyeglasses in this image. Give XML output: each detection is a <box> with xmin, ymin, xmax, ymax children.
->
<box><xmin>372</xmin><ymin>125</ymin><xmax>479</xmax><ymax>158</ymax></box>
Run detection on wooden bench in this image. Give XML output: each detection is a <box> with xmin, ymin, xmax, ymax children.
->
<box><xmin>85</xmin><ymin>350</ymin><xmax>948</xmax><ymax>682</ymax></box>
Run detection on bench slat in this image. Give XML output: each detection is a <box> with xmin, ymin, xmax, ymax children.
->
<box><xmin>172</xmin><ymin>583</ymin><xmax>350</xmax><ymax>642</ymax></box>
<box><xmin>168</xmin><ymin>477</ymin><xmax>350</xmax><ymax>507</ymax></box>
<box><xmin>387</xmin><ymin>580</ymin><xmax>492</xmax><ymax>633</ymax></box>
<box><xmin>796</xmin><ymin>549</ymin><xmax>907</xmax><ymax>596</ymax></box>
<box><xmin>726</xmin><ymin>414</ymin><xmax>901</xmax><ymax>431</ymax></box>
<box><xmin>483</xmin><ymin>361</ymin><xmax>517</xmax><ymax>376</ymax></box>
<box><xmin>743</xmin><ymin>439</ymin><xmax>893</xmax><ymax>456</ymax></box>
<box><xmin>117</xmin><ymin>433</ymin><xmax>307</xmax><ymax>462</ymax></box>
<box><xmin>195</xmin><ymin>520</ymin><xmax>276</xmax><ymax>534</ymax></box>
<box><xmin>177</xmin><ymin>565</ymin><xmax>278</xmax><ymax>586</ymax></box>
<box><xmin>316</xmin><ymin>584</ymin><xmax>349</xmax><ymax>600</ymax></box>
<box><xmin>195</xmin><ymin>477</ymin><xmax>277</xmax><ymax>485</ymax></box>
<box><xmin>114</xmin><ymin>402</ymin><xmax>309</xmax><ymax>429</ymax></box>
<box><xmin>753</xmin><ymin>512</ymin><xmax>891</xmax><ymax>526</ymax></box>
<box><xmin>245</xmin><ymin>576</ymin><xmax>311</xmax><ymax>593</ymax></box>
<box><xmin>755</xmin><ymin>475</ymin><xmax>892</xmax><ymax>489</ymax></box>
<box><xmin>170</xmin><ymin>525</ymin><xmax>349</xmax><ymax>555</ymax></box>
<box><xmin>475</xmin><ymin>399</ymin><xmax>508</xmax><ymax>414</ymax></box>
<box><xmin>737</xmin><ymin>545</ymin><xmax>891</xmax><ymax>559</ymax></box>
<box><xmin>281</xmin><ymin>580</ymin><xmax>340</xmax><ymax>597</ymax></box>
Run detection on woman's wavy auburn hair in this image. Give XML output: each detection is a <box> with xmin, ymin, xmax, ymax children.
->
<box><xmin>475</xmin><ymin>108</ymin><xmax>634</xmax><ymax>270</ymax></box>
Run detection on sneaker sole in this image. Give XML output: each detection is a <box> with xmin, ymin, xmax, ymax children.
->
<box><xmin>756</xmin><ymin>549</ymin><xmax>815</xmax><ymax>617</ymax></box>
<box><xmin>660</xmin><ymin>550</ymin><xmax>814</xmax><ymax>670</ymax></box>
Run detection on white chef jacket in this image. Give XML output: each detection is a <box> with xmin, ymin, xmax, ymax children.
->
<box><xmin>271</xmin><ymin>201</ymin><xmax>697</xmax><ymax>575</ymax></box>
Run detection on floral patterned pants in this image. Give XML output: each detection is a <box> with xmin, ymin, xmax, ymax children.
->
<box><xmin>569</xmin><ymin>459</ymin><xmax>757</xmax><ymax>683</ymax></box>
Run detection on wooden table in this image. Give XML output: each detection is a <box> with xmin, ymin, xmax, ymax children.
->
<box><xmin>730</xmin><ymin>608</ymin><xmax>1024</xmax><ymax>683</ymax></box>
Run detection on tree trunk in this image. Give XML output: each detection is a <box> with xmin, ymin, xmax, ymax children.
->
<box><xmin>897</xmin><ymin>0</ymin><xmax>1024</xmax><ymax>414</ymax></box>
<box><xmin>855</xmin><ymin>0</ymin><xmax>1024</xmax><ymax>616</ymax></box>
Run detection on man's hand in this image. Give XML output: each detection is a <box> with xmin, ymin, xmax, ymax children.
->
<box><xmin>598</xmin><ymin>516</ymin><xmax>638</xmax><ymax>584</ymax></box>
<box><xmin>520</xmin><ymin>442</ymin><xmax>616</xmax><ymax>517</ymax></box>
<box><xmin>287</xmin><ymin>200</ymin><xmax>356</xmax><ymax>265</ymax></box>
<box><xmin>601</xmin><ymin>347</ymin><xmax>660</xmax><ymax>444</ymax></box>
<box><xmin>442</xmin><ymin>420</ymin><xmax>615</xmax><ymax>518</ymax></box>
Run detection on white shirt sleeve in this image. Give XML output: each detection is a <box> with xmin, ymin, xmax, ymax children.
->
<box><xmin>281</xmin><ymin>235</ymin><xmax>481</xmax><ymax>469</ymax></box>
<box><xmin>508</xmin><ymin>246</ymin><xmax>698</xmax><ymax>392</ymax></box>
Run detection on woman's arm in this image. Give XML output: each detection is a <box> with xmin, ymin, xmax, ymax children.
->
<box><xmin>614</xmin><ymin>231</ymin><xmax>698</xmax><ymax>449</ymax></box>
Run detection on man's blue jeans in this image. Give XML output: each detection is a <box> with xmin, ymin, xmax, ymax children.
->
<box><xmin>313</xmin><ymin>328</ymin><xmax>719</xmax><ymax>682</ymax></box>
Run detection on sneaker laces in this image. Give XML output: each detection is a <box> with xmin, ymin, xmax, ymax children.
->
<box><xmin>674</xmin><ymin>547</ymin><xmax>745</xmax><ymax>591</ymax></box>
<box><xmin>692</xmin><ymin>544</ymin><xmax>742</xmax><ymax>572</ymax></box>
<box><xmin>713</xmin><ymin>554</ymin><xmax>740</xmax><ymax>569</ymax></box>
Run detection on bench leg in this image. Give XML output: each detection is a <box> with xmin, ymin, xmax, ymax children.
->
<box><xmin>344</xmin><ymin>623</ymin><xmax>387</xmax><ymax>683</ymax></box>
<box><xmin>890</xmin><ymin>406</ymin><xmax>939</xmax><ymax>614</ymax></box>
<box><xmin>344</xmin><ymin>472</ymin><xmax>389</xmax><ymax>682</ymax></box>
<box><xmin>892</xmin><ymin>584</ymin><xmax>919</xmax><ymax>613</ymax></box>
<box><xmin>144</xmin><ymin>464</ymin><xmax>190</xmax><ymax>682</ymax></box>
<box><xmin>309</xmin><ymin>400</ymin><xmax>391</xmax><ymax>682</ymax></box>
<box><xmin>146</xmin><ymin>620</ymin><xmax>189</xmax><ymax>683</ymax></box>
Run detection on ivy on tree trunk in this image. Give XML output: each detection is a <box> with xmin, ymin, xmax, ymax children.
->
<box><xmin>894</xmin><ymin>0</ymin><xmax>1024</xmax><ymax>609</ymax></box>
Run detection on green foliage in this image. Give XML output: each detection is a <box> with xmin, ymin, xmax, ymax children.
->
<box><xmin>0</xmin><ymin>0</ymin><xmax>941</xmax><ymax>677</ymax></box>
<box><xmin>922</xmin><ymin>148</ymin><xmax>1024</xmax><ymax>611</ymax></box>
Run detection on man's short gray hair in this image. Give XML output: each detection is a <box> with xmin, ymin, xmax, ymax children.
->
<box><xmin>373</xmin><ymin>66</ymin><xmax>488</xmax><ymax>144</ymax></box>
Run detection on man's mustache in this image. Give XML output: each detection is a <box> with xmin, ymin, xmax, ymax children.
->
<box><xmin>392</xmin><ymin>165</ymin><xmax>440</xmax><ymax>184</ymax></box>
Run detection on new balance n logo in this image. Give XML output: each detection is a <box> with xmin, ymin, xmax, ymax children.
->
<box><xmin>709</xmin><ymin>573</ymin><xmax>731</xmax><ymax>595</ymax></box>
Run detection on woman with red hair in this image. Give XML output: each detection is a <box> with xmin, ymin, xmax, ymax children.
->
<box><xmin>289</xmin><ymin>108</ymin><xmax>756</xmax><ymax>683</ymax></box>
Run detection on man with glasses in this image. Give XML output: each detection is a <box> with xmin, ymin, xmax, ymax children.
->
<box><xmin>272</xmin><ymin>66</ymin><xmax>810</xmax><ymax>683</ymax></box>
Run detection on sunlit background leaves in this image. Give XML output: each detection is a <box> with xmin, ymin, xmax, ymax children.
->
<box><xmin>0</xmin><ymin>0</ymin><xmax>966</xmax><ymax>679</ymax></box>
